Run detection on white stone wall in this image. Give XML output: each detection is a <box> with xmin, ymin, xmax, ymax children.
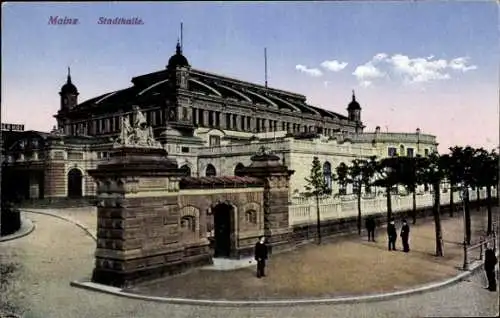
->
<box><xmin>194</xmin><ymin>132</ymin><xmax>437</xmax><ymax>192</ymax></box>
<box><xmin>289</xmin><ymin>188</ymin><xmax>495</xmax><ymax>226</ymax></box>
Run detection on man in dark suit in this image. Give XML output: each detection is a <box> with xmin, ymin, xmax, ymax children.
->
<box><xmin>387</xmin><ymin>218</ymin><xmax>397</xmax><ymax>251</ymax></box>
<box><xmin>400</xmin><ymin>219</ymin><xmax>410</xmax><ymax>252</ymax></box>
<box><xmin>484</xmin><ymin>247</ymin><xmax>498</xmax><ymax>291</ymax></box>
<box><xmin>365</xmin><ymin>216</ymin><xmax>376</xmax><ymax>242</ymax></box>
<box><xmin>254</xmin><ymin>236</ymin><xmax>268</xmax><ymax>278</ymax></box>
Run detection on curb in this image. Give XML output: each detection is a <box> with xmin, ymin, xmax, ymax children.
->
<box><xmin>70</xmin><ymin>257</ymin><xmax>491</xmax><ymax>307</ymax></box>
<box><xmin>0</xmin><ymin>216</ymin><xmax>36</xmax><ymax>242</ymax></box>
<box><xmin>20</xmin><ymin>209</ymin><xmax>97</xmax><ymax>241</ymax></box>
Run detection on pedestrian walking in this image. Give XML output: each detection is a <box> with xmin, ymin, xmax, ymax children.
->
<box><xmin>484</xmin><ymin>247</ymin><xmax>497</xmax><ymax>291</ymax></box>
<box><xmin>387</xmin><ymin>218</ymin><xmax>397</xmax><ymax>251</ymax></box>
<box><xmin>400</xmin><ymin>219</ymin><xmax>410</xmax><ymax>252</ymax></box>
<box><xmin>254</xmin><ymin>236</ymin><xmax>268</xmax><ymax>278</ymax></box>
<box><xmin>365</xmin><ymin>216</ymin><xmax>376</xmax><ymax>242</ymax></box>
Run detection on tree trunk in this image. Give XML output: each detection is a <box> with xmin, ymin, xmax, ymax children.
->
<box><xmin>433</xmin><ymin>182</ymin><xmax>444</xmax><ymax>256</ymax></box>
<box><xmin>412</xmin><ymin>189</ymin><xmax>417</xmax><ymax>224</ymax></box>
<box><xmin>316</xmin><ymin>194</ymin><xmax>321</xmax><ymax>244</ymax></box>
<box><xmin>476</xmin><ymin>187</ymin><xmax>481</xmax><ymax>211</ymax></box>
<box><xmin>357</xmin><ymin>186</ymin><xmax>362</xmax><ymax>235</ymax></box>
<box><xmin>449</xmin><ymin>184</ymin><xmax>454</xmax><ymax>217</ymax></box>
<box><xmin>386</xmin><ymin>186</ymin><xmax>392</xmax><ymax>222</ymax></box>
<box><xmin>464</xmin><ymin>190</ymin><xmax>472</xmax><ymax>245</ymax></box>
<box><xmin>487</xmin><ymin>186</ymin><xmax>492</xmax><ymax>235</ymax></box>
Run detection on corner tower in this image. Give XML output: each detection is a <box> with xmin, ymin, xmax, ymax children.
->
<box><xmin>347</xmin><ymin>90</ymin><xmax>364</xmax><ymax>133</ymax></box>
<box><xmin>165</xmin><ymin>40</ymin><xmax>192</xmax><ymax>127</ymax></box>
<box><xmin>59</xmin><ymin>67</ymin><xmax>79</xmax><ymax>111</ymax></box>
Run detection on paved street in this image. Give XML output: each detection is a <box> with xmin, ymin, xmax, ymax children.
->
<box><xmin>0</xmin><ymin>211</ymin><xmax>498</xmax><ymax>318</ymax></box>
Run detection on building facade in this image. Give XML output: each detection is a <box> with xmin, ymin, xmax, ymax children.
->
<box><xmin>2</xmin><ymin>42</ymin><xmax>438</xmax><ymax>201</ymax></box>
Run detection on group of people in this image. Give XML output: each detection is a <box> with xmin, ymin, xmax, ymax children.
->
<box><xmin>365</xmin><ymin>216</ymin><xmax>411</xmax><ymax>252</ymax></box>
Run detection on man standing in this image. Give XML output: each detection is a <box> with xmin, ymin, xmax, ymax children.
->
<box><xmin>387</xmin><ymin>218</ymin><xmax>397</xmax><ymax>251</ymax></box>
<box><xmin>254</xmin><ymin>236</ymin><xmax>268</xmax><ymax>278</ymax></box>
<box><xmin>400</xmin><ymin>219</ymin><xmax>410</xmax><ymax>252</ymax></box>
<box><xmin>365</xmin><ymin>216</ymin><xmax>376</xmax><ymax>242</ymax></box>
<box><xmin>484</xmin><ymin>247</ymin><xmax>497</xmax><ymax>291</ymax></box>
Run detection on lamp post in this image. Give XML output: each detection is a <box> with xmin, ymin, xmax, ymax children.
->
<box><xmin>460</xmin><ymin>185</ymin><xmax>468</xmax><ymax>270</ymax></box>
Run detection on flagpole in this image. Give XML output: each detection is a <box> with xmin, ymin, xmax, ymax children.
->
<box><xmin>264</xmin><ymin>47</ymin><xmax>268</xmax><ymax>88</ymax></box>
<box><xmin>180</xmin><ymin>22</ymin><xmax>183</xmax><ymax>49</ymax></box>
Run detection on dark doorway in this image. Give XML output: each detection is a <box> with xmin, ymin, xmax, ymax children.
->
<box><xmin>67</xmin><ymin>168</ymin><xmax>83</xmax><ymax>197</ymax></box>
<box><xmin>213</xmin><ymin>203</ymin><xmax>233</xmax><ymax>258</ymax></box>
<box><xmin>234</xmin><ymin>163</ymin><xmax>245</xmax><ymax>177</ymax></box>
<box><xmin>206</xmin><ymin>164</ymin><xmax>217</xmax><ymax>177</ymax></box>
<box><xmin>180</xmin><ymin>165</ymin><xmax>191</xmax><ymax>177</ymax></box>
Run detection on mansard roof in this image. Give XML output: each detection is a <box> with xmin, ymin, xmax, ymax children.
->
<box><xmin>72</xmin><ymin>66</ymin><xmax>348</xmax><ymax>120</ymax></box>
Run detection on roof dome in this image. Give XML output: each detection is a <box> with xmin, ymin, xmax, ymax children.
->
<box><xmin>60</xmin><ymin>67</ymin><xmax>78</xmax><ymax>94</ymax></box>
<box><xmin>347</xmin><ymin>90</ymin><xmax>361</xmax><ymax>110</ymax></box>
<box><xmin>167</xmin><ymin>42</ymin><xmax>190</xmax><ymax>69</ymax></box>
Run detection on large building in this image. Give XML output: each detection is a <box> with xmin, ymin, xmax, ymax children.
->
<box><xmin>2</xmin><ymin>42</ymin><xmax>437</xmax><ymax>201</ymax></box>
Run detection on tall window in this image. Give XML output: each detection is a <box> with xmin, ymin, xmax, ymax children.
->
<box><xmin>209</xmin><ymin>135</ymin><xmax>221</xmax><ymax>147</ymax></box>
<box><xmin>323</xmin><ymin>162</ymin><xmax>332</xmax><ymax>190</ymax></box>
<box><xmin>226</xmin><ymin>113</ymin><xmax>231</xmax><ymax>129</ymax></box>
<box><xmin>424</xmin><ymin>148</ymin><xmax>429</xmax><ymax>156</ymax></box>
<box><xmin>388</xmin><ymin>147</ymin><xmax>397</xmax><ymax>157</ymax></box>
<box><xmin>400</xmin><ymin>145</ymin><xmax>405</xmax><ymax>157</ymax></box>
<box><xmin>215</xmin><ymin>112</ymin><xmax>220</xmax><ymax>127</ymax></box>
<box><xmin>208</xmin><ymin>111</ymin><xmax>214</xmax><ymax>126</ymax></box>
<box><xmin>232</xmin><ymin>114</ymin><xmax>238</xmax><ymax>130</ymax></box>
<box><xmin>240</xmin><ymin>116</ymin><xmax>245</xmax><ymax>130</ymax></box>
<box><xmin>407</xmin><ymin>148</ymin><xmax>414</xmax><ymax>157</ymax></box>
<box><xmin>337</xmin><ymin>162</ymin><xmax>348</xmax><ymax>195</ymax></box>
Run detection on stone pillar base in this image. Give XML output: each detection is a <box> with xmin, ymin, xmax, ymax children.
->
<box><xmin>266</xmin><ymin>230</ymin><xmax>294</xmax><ymax>255</ymax></box>
<box><xmin>92</xmin><ymin>253</ymin><xmax>213</xmax><ymax>288</ymax></box>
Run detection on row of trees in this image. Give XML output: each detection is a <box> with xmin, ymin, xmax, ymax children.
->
<box><xmin>305</xmin><ymin>146</ymin><xmax>499</xmax><ymax>255</ymax></box>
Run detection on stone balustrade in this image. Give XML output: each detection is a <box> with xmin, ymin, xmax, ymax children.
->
<box><xmin>289</xmin><ymin>188</ymin><xmax>495</xmax><ymax>226</ymax></box>
<box><xmin>197</xmin><ymin>140</ymin><xmax>290</xmax><ymax>155</ymax></box>
<box><xmin>349</xmin><ymin>132</ymin><xmax>437</xmax><ymax>144</ymax></box>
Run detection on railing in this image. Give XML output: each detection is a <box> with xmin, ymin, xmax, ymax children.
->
<box><xmin>289</xmin><ymin>188</ymin><xmax>495</xmax><ymax>226</ymax></box>
<box><xmin>463</xmin><ymin>232</ymin><xmax>497</xmax><ymax>271</ymax></box>
<box><xmin>349</xmin><ymin>132</ymin><xmax>437</xmax><ymax>144</ymax></box>
<box><xmin>197</xmin><ymin>140</ymin><xmax>290</xmax><ymax>155</ymax></box>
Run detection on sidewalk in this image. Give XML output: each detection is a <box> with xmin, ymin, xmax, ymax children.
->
<box><xmin>125</xmin><ymin>209</ymin><xmax>494</xmax><ymax>301</ymax></box>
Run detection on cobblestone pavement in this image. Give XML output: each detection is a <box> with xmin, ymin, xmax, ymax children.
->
<box><xmin>1</xmin><ymin>212</ymin><xmax>498</xmax><ymax>318</ymax></box>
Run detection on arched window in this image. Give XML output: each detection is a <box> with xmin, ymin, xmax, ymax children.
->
<box><xmin>323</xmin><ymin>161</ymin><xmax>332</xmax><ymax>190</ymax></box>
<box><xmin>234</xmin><ymin>163</ymin><xmax>245</xmax><ymax>177</ymax></box>
<box><xmin>180</xmin><ymin>215</ymin><xmax>196</xmax><ymax>241</ymax></box>
<box><xmin>180</xmin><ymin>165</ymin><xmax>191</xmax><ymax>176</ymax></box>
<box><xmin>337</xmin><ymin>162</ymin><xmax>348</xmax><ymax>195</ymax></box>
<box><xmin>205</xmin><ymin>164</ymin><xmax>217</xmax><ymax>177</ymax></box>
<box><xmin>180</xmin><ymin>216</ymin><xmax>196</xmax><ymax>232</ymax></box>
<box><xmin>400</xmin><ymin>145</ymin><xmax>405</xmax><ymax>157</ymax></box>
<box><xmin>245</xmin><ymin>210</ymin><xmax>257</xmax><ymax>224</ymax></box>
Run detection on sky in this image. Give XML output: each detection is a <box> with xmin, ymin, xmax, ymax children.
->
<box><xmin>2</xmin><ymin>1</ymin><xmax>499</xmax><ymax>153</ymax></box>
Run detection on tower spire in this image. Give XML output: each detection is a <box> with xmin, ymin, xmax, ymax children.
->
<box><xmin>352</xmin><ymin>89</ymin><xmax>356</xmax><ymax>101</ymax></box>
<box><xmin>176</xmin><ymin>38</ymin><xmax>181</xmax><ymax>54</ymax></box>
<box><xmin>67</xmin><ymin>66</ymin><xmax>72</xmax><ymax>83</ymax></box>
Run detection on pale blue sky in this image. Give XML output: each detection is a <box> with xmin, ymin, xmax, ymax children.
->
<box><xmin>2</xmin><ymin>2</ymin><xmax>499</xmax><ymax>151</ymax></box>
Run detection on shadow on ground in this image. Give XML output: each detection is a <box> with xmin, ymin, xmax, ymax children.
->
<box><xmin>125</xmin><ymin>210</ymin><xmax>494</xmax><ymax>301</ymax></box>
